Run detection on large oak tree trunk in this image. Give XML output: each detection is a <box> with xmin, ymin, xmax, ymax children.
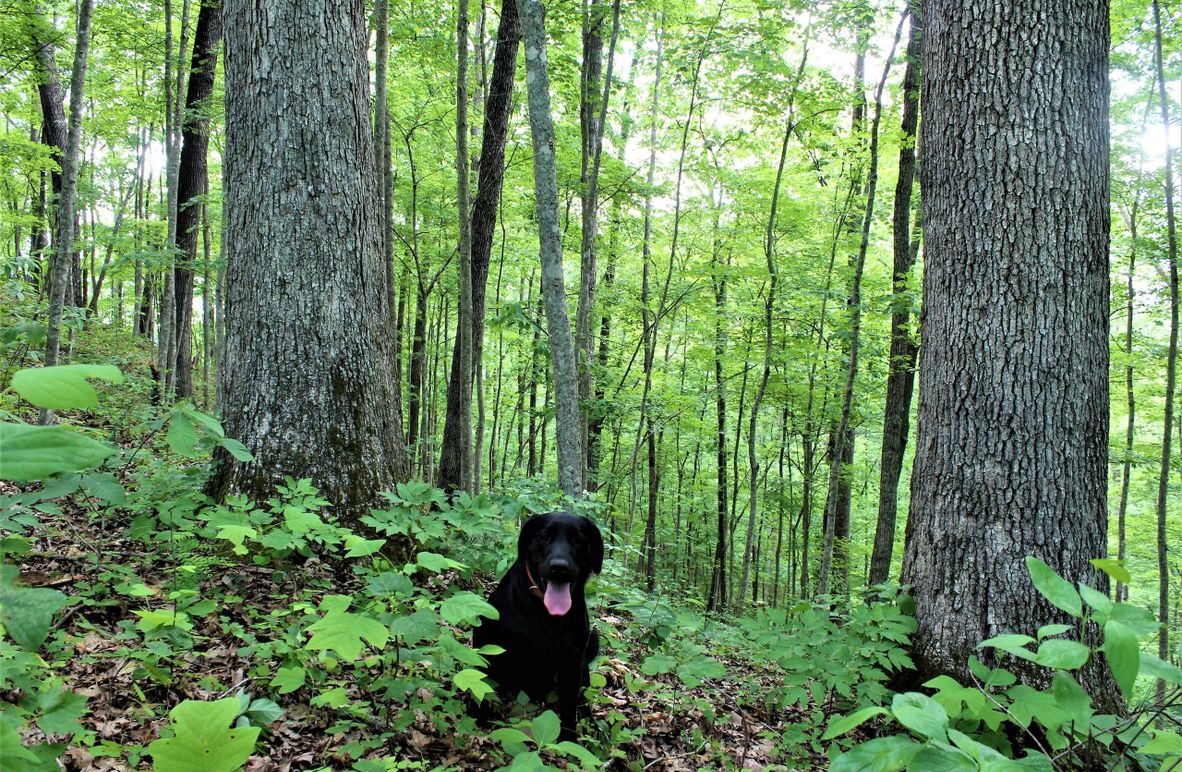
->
<box><xmin>211</xmin><ymin>0</ymin><xmax>409</xmax><ymax>522</ymax></box>
<box><xmin>902</xmin><ymin>0</ymin><xmax>1113</xmax><ymax>703</ymax></box>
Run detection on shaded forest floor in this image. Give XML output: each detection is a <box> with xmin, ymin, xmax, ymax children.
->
<box><xmin>8</xmin><ymin>476</ymin><xmax>847</xmax><ymax>771</ymax></box>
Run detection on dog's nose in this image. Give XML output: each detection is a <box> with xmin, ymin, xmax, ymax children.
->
<box><xmin>548</xmin><ymin>557</ymin><xmax>571</xmax><ymax>576</ymax></box>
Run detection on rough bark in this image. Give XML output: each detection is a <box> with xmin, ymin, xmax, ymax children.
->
<box><xmin>902</xmin><ymin>0</ymin><xmax>1113</xmax><ymax>702</ymax></box>
<box><xmin>869</xmin><ymin>4</ymin><xmax>921</xmax><ymax>586</ymax></box>
<box><xmin>210</xmin><ymin>0</ymin><xmax>409</xmax><ymax>522</ymax></box>
<box><xmin>454</xmin><ymin>0</ymin><xmax>475</xmax><ymax>492</ymax></box>
<box><xmin>517</xmin><ymin>0</ymin><xmax>581</xmax><ymax>497</ymax></box>
<box><xmin>173</xmin><ymin>0</ymin><xmax>223</xmax><ymax>399</ymax></box>
<box><xmin>439</xmin><ymin>0</ymin><xmax>521</xmax><ymax>491</ymax></box>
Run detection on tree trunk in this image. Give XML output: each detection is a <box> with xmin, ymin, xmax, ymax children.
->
<box><xmin>41</xmin><ymin>0</ymin><xmax>95</xmax><ymax>394</ymax></box>
<box><xmin>902</xmin><ymin>0</ymin><xmax>1113</xmax><ymax>703</ymax></box>
<box><xmin>1117</xmin><ymin>194</ymin><xmax>1139</xmax><ymax>604</ymax></box>
<box><xmin>173</xmin><ymin>0</ymin><xmax>223</xmax><ymax>400</ymax></box>
<box><xmin>1151</xmin><ymin>0</ymin><xmax>1179</xmax><ymax>701</ymax></box>
<box><xmin>439</xmin><ymin>0</ymin><xmax>521</xmax><ymax>491</ymax></box>
<box><xmin>869</xmin><ymin>4</ymin><xmax>921</xmax><ymax>586</ymax></box>
<box><xmin>453</xmin><ymin>0</ymin><xmax>475</xmax><ymax>492</ymax></box>
<box><xmin>211</xmin><ymin>0</ymin><xmax>409</xmax><ymax>522</ymax></box>
<box><xmin>517</xmin><ymin>0</ymin><xmax>581</xmax><ymax>498</ymax></box>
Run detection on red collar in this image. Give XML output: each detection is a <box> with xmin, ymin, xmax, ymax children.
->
<box><xmin>524</xmin><ymin>563</ymin><xmax>545</xmax><ymax>600</ymax></box>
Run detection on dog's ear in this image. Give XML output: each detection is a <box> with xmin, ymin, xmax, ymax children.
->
<box><xmin>517</xmin><ymin>514</ymin><xmax>549</xmax><ymax>563</ymax></box>
<box><xmin>581</xmin><ymin>517</ymin><xmax>604</xmax><ymax>575</ymax></box>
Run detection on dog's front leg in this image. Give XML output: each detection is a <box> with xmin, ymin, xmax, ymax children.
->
<box><xmin>556</xmin><ymin>660</ymin><xmax>582</xmax><ymax>742</ymax></box>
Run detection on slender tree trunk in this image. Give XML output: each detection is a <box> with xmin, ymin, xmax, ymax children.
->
<box><xmin>1151</xmin><ymin>0</ymin><xmax>1179</xmax><ymax>701</ymax></box>
<box><xmin>517</xmin><ymin>0</ymin><xmax>581</xmax><ymax>498</ymax></box>
<box><xmin>1117</xmin><ymin>192</ymin><xmax>1140</xmax><ymax>604</ymax></box>
<box><xmin>902</xmin><ymin>0</ymin><xmax>1113</xmax><ymax>704</ymax></box>
<box><xmin>453</xmin><ymin>0</ymin><xmax>475</xmax><ymax>492</ymax></box>
<box><xmin>41</xmin><ymin>0</ymin><xmax>95</xmax><ymax>404</ymax></box>
<box><xmin>439</xmin><ymin>0</ymin><xmax>521</xmax><ymax>490</ymax></box>
<box><xmin>173</xmin><ymin>0</ymin><xmax>223</xmax><ymax>399</ymax></box>
<box><xmin>819</xmin><ymin>14</ymin><xmax>904</xmax><ymax>597</ymax></box>
<box><xmin>869</xmin><ymin>4</ymin><xmax>921</xmax><ymax>586</ymax></box>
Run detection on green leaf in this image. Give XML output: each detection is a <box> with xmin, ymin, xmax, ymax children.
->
<box><xmin>306</xmin><ymin>608</ymin><xmax>389</xmax><ymax>661</ymax></box>
<box><xmin>1050</xmin><ymin>671</ymin><xmax>1092</xmax><ymax>725</ymax></box>
<box><xmin>676</xmin><ymin>655</ymin><xmax>726</xmax><ymax>687</ymax></box>
<box><xmin>269</xmin><ymin>666</ymin><xmax>305</xmax><ymax>695</ymax></box>
<box><xmin>1141</xmin><ymin>729</ymin><xmax>1182</xmax><ymax>755</ymax></box>
<box><xmin>822</xmin><ymin>706</ymin><xmax>888</xmax><ymax>740</ymax></box>
<box><xmin>489</xmin><ymin>727</ymin><xmax>531</xmax><ymax>756</ymax></box>
<box><xmin>978</xmin><ymin>633</ymin><xmax>1037</xmax><ymax>661</ymax></box>
<box><xmin>554</xmin><ymin>740</ymin><xmax>603</xmax><ymax>769</ymax></box>
<box><xmin>0</xmin><ymin>565</ymin><xmax>70</xmax><ymax>650</ymax></box>
<box><xmin>219</xmin><ymin>437</ymin><xmax>255</xmax><ymax>462</ymax></box>
<box><xmin>439</xmin><ymin>591</ymin><xmax>500</xmax><ymax>626</ymax></box>
<box><xmin>830</xmin><ymin>735</ymin><xmax>923</xmax><ymax>772</ymax></box>
<box><xmin>133</xmin><ymin>609</ymin><xmax>193</xmax><ymax>633</ymax></box>
<box><xmin>453</xmin><ymin>668</ymin><xmax>494</xmax><ymax>702</ymax></box>
<box><xmin>1036</xmin><ymin>624</ymin><xmax>1073</xmax><ymax>640</ymax></box>
<box><xmin>1089</xmin><ymin>558</ymin><xmax>1131</xmax><ymax>585</ymax></box>
<box><xmin>1077</xmin><ymin>584</ymin><xmax>1112</xmax><ymax>617</ymax></box>
<box><xmin>1033</xmin><ymin>639</ymin><xmax>1090</xmax><ymax>670</ymax></box>
<box><xmin>244</xmin><ymin>698</ymin><xmax>282</xmax><ymax>725</ymax></box>
<box><xmin>1140</xmin><ymin>653</ymin><xmax>1182</xmax><ymax>685</ymax></box>
<box><xmin>342</xmin><ymin>534</ymin><xmax>386</xmax><ymax>558</ymax></box>
<box><xmin>215</xmin><ymin>525</ymin><xmax>257</xmax><ymax>555</ymax></box>
<box><xmin>1110</xmin><ymin>602</ymin><xmax>1159</xmax><ymax>636</ymax></box>
<box><xmin>36</xmin><ymin>688</ymin><xmax>88</xmax><ymax>736</ymax></box>
<box><xmin>11</xmin><ymin>365</ymin><xmax>123</xmax><ymax>410</ymax></box>
<box><xmin>1025</xmin><ymin>557</ymin><xmax>1082</xmax><ymax>618</ymax></box>
<box><xmin>0</xmin><ymin>722</ymin><xmax>44</xmax><ymax>769</ymax></box>
<box><xmin>166</xmin><ymin>412</ymin><xmax>200</xmax><ymax>456</ymax></box>
<box><xmin>891</xmin><ymin>692</ymin><xmax>948</xmax><ymax>741</ymax></box>
<box><xmin>1102</xmin><ymin>620</ymin><xmax>1139</xmax><ymax>699</ymax></box>
<box><xmin>0</xmin><ymin>422</ymin><xmax>116</xmax><ymax>481</ymax></box>
<box><xmin>389</xmin><ymin>609</ymin><xmax>438</xmax><ymax>645</ymax></box>
<box><xmin>640</xmin><ymin>653</ymin><xmax>676</xmax><ymax>675</ymax></box>
<box><xmin>415</xmin><ymin>551</ymin><xmax>463</xmax><ymax>573</ymax></box>
<box><xmin>531</xmin><ymin>710</ymin><xmax>560</xmax><ymax>746</ymax></box>
<box><xmin>310</xmin><ymin>687</ymin><xmax>348</xmax><ymax>708</ymax></box>
<box><xmin>146</xmin><ymin>698</ymin><xmax>260</xmax><ymax>772</ymax></box>
<box><xmin>506</xmin><ymin>750</ymin><xmax>545</xmax><ymax>771</ymax></box>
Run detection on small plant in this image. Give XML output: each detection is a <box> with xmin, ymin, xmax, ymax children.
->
<box><xmin>825</xmin><ymin>558</ymin><xmax>1182</xmax><ymax>770</ymax></box>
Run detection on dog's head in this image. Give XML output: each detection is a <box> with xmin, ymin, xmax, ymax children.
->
<box><xmin>518</xmin><ymin>512</ymin><xmax>604</xmax><ymax>617</ymax></box>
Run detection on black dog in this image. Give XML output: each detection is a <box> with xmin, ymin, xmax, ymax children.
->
<box><xmin>473</xmin><ymin>512</ymin><xmax>604</xmax><ymax>741</ymax></box>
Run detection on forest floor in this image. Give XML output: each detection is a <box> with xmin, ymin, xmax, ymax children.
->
<box><xmin>9</xmin><ymin>475</ymin><xmax>833</xmax><ymax>771</ymax></box>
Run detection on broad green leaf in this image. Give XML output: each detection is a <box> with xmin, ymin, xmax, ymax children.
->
<box><xmin>81</xmin><ymin>472</ymin><xmax>126</xmax><ymax>505</ymax></box>
<box><xmin>11</xmin><ymin>365</ymin><xmax>123</xmax><ymax>410</ymax></box>
<box><xmin>531</xmin><ymin>710</ymin><xmax>560</xmax><ymax>746</ymax></box>
<box><xmin>219</xmin><ymin>438</ymin><xmax>255</xmax><ymax>462</ymax></box>
<box><xmin>1110</xmin><ymin>602</ymin><xmax>1159</xmax><ymax>636</ymax></box>
<box><xmin>309</xmin><ymin>687</ymin><xmax>348</xmax><ymax>708</ymax></box>
<box><xmin>640</xmin><ymin>653</ymin><xmax>676</xmax><ymax>675</ymax></box>
<box><xmin>416</xmin><ymin>551</ymin><xmax>463</xmax><ymax>573</ymax></box>
<box><xmin>554</xmin><ymin>740</ymin><xmax>603</xmax><ymax>769</ymax></box>
<box><xmin>215</xmin><ymin>525</ymin><xmax>257</xmax><ymax>555</ymax></box>
<box><xmin>1077</xmin><ymin>584</ymin><xmax>1112</xmax><ymax>617</ymax></box>
<box><xmin>306</xmin><ymin>608</ymin><xmax>389</xmax><ymax>661</ymax></box>
<box><xmin>453</xmin><ymin>668</ymin><xmax>495</xmax><ymax>702</ymax></box>
<box><xmin>270</xmin><ymin>666</ymin><xmax>305</xmax><ymax>695</ymax></box>
<box><xmin>0</xmin><ymin>565</ymin><xmax>70</xmax><ymax>650</ymax></box>
<box><xmin>1050</xmin><ymin>671</ymin><xmax>1092</xmax><ymax>725</ymax></box>
<box><xmin>891</xmin><ymin>692</ymin><xmax>948</xmax><ymax>741</ymax></box>
<box><xmin>489</xmin><ymin>727</ymin><xmax>531</xmax><ymax>756</ymax></box>
<box><xmin>1036</xmin><ymin>624</ymin><xmax>1073</xmax><ymax>640</ymax></box>
<box><xmin>147</xmin><ymin>698</ymin><xmax>260</xmax><ymax>772</ymax></box>
<box><xmin>389</xmin><ymin>609</ymin><xmax>438</xmax><ymax>645</ymax></box>
<box><xmin>365</xmin><ymin>572</ymin><xmax>412</xmax><ymax>597</ymax></box>
<box><xmin>133</xmin><ymin>609</ymin><xmax>193</xmax><ymax>633</ymax></box>
<box><xmin>822</xmin><ymin>706</ymin><xmax>888</xmax><ymax>740</ymax></box>
<box><xmin>342</xmin><ymin>534</ymin><xmax>386</xmax><ymax>558</ymax></box>
<box><xmin>35</xmin><ymin>687</ymin><xmax>88</xmax><ymax>736</ymax></box>
<box><xmin>439</xmin><ymin>591</ymin><xmax>500</xmax><ymax>626</ymax></box>
<box><xmin>1089</xmin><ymin>558</ymin><xmax>1131</xmax><ymax>585</ymax></box>
<box><xmin>676</xmin><ymin>655</ymin><xmax>725</xmax><ymax>687</ymax></box>
<box><xmin>830</xmin><ymin>735</ymin><xmax>923</xmax><ymax>772</ymax></box>
<box><xmin>0</xmin><ymin>422</ymin><xmax>116</xmax><ymax>481</ymax></box>
<box><xmin>0</xmin><ymin>722</ymin><xmax>44</xmax><ymax>769</ymax></box>
<box><xmin>166</xmin><ymin>412</ymin><xmax>200</xmax><ymax>456</ymax></box>
<box><xmin>947</xmin><ymin>728</ymin><xmax>1007</xmax><ymax>763</ymax></box>
<box><xmin>978</xmin><ymin>633</ymin><xmax>1037</xmax><ymax>661</ymax></box>
<box><xmin>1033</xmin><ymin>639</ymin><xmax>1090</xmax><ymax>670</ymax></box>
<box><xmin>243</xmin><ymin>698</ymin><xmax>282</xmax><ymax>725</ymax></box>
<box><xmin>506</xmin><ymin>750</ymin><xmax>544</xmax><ymax>771</ymax></box>
<box><xmin>1140</xmin><ymin>653</ymin><xmax>1182</xmax><ymax>685</ymax></box>
<box><xmin>1102</xmin><ymin>620</ymin><xmax>1139</xmax><ymax>699</ymax></box>
<box><xmin>1025</xmin><ymin>557</ymin><xmax>1082</xmax><ymax>618</ymax></box>
<box><xmin>1141</xmin><ymin>729</ymin><xmax>1182</xmax><ymax>755</ymax></box>
<box><xmin>908</xmin><ymin>746</ymin><xmax>976</xmax><ymax>771</ymax></box>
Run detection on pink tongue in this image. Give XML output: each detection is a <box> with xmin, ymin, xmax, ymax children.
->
<box><xmin>543</xmin><ymin>582</ymin><xmax>572</xmax><ymax>616</ymax></box>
